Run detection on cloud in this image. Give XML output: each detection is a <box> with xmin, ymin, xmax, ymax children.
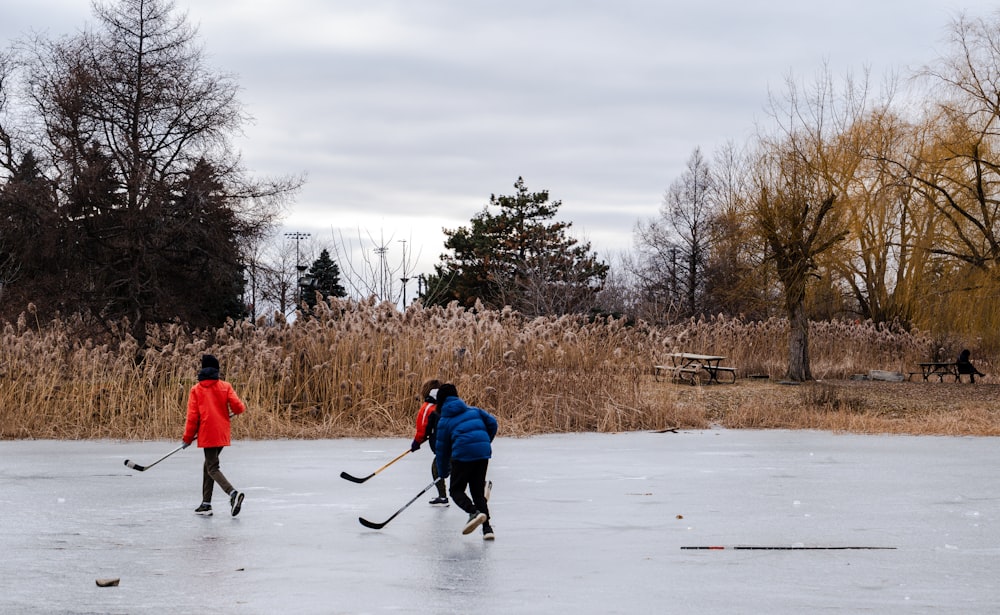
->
<box><xmin>4</xmin><ymin>0</ymin><xmax>999</xmax><ymax>277</ymax></box>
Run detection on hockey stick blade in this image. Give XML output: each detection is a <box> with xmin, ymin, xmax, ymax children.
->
<box><xmin>358</xmin><ymin>478</ymin><xmax>443</xmax><ymax>530</ymax></box>
<box><xmin>340</xmin><ymin>449</ymin><xmax>411</xmax><ymax>484</ymax></box>
<box><xmin>358</xmin><ymin>516</ymin><xmax>390</xmax><ymax>530</ymax></box>
<box><xmin>340</xmin><ymin>471</ymin><xmax>374</xmax><ymax>484</ymax></box>
<box><xmin>122</xmin><ymin>443</ymin><xmax>187</xmax><ymax>473</ymax></box>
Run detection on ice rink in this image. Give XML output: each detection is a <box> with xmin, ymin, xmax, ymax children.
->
<box><xmin>1</xmin><ymin>429</ymin><xmax>997</xmax><ymax>614</ymax></box>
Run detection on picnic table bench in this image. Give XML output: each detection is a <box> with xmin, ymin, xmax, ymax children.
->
<box><xmin>655</xmin><ymin>353</ymin><xmax>737</xmax><ymax>385</ymax></box>
<box><xmin>909</xmin><ymin>362</ymin><xmax>959</xmax><ymax>382</ymax></box>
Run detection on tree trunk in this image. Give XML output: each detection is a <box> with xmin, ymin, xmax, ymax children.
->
<box><xmin>786</xmin><ymin>301</ymin><xmax>812</xmax><ymax>381</ymax></box>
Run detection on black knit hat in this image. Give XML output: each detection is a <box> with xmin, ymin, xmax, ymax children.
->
<box><xmin>436</xmin><ymin>383</ymin><xmax>458</xmax><ymax>404</ymax></box>
<box><xmin>201</xmin><ymin>354</ymin><xmax>220</xmax><ymax>370</ymax></box>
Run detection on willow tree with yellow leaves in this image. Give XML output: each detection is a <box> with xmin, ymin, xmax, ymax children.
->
<box><xmin>877</xmin><ymin>13</ymin><xmax>1000</xmax><ymax>341</ymax></box>
<box><xmin>821</xmin><ymin>100</ymin><xmax>942</xmax><ymax>329</ymax></box>
<box><xmin>746</xmin><ymin>69</ymin><xmax>860</xmax><ymax>381</ymax></box>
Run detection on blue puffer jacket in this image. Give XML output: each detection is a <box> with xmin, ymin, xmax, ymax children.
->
<box><xmin>435</xmin><ymin>396</ymin><xmax>498</xmax><ymax>479</ymax></box>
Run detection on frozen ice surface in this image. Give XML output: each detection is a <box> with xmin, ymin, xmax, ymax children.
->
<box><xmin>1</xmin><ymin>429</ymin><xmax>998</xmax><ymax>614</ymax></box>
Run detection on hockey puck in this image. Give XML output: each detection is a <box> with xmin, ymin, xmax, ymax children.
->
<box><xmin>96</xmin><ymin>578</ymin><xmax>120</xmax><ymax>587</ymax></box>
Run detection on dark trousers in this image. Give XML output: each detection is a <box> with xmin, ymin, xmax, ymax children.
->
<box><xmin>957</xmin><ymin>365</ymin><xmax>984</xmax><ymax>382</ymax></box>
<box><xmin>431</xmin><ymin>456</ymin><xmax>447</xmax><ymax>498</ymax></box>
<box><xmin>449</xmin><ymin>459</ymin><xmax>489</xmax><ymax>519</ymax></box>
<box><xmin>202</xmin><ymin>447</ymin><xmax>234</xmax><ymax>503</ymax></box>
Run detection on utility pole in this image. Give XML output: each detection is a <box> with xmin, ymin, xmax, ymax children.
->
<box><xmin>398</xmin><ymin>239</ymin><xmax>409</xmax><ymax>307</ymax></box>
<box><xmin>285</xmin><ymin>232</ymin><xmax>310</xmax><ymax>305</ymax></box>
<box><xmin>374</xmin><ymin>245</ymin><xmax>388</xmax><ymax>299</ymax></box>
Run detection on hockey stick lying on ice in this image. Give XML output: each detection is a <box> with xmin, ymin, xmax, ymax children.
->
<box><xmin>340</xmin><ymin>449</ymin><xmax>410</xmax><ymax>483</ymax></box>
<box><xmin>681</xmin><ymin>545</ymin><xmax>896</xmax><ymax>550</ymax></box>
<box><xmin>359</xmin><ymin>477</ymin><xmax>444</xmax><ymax>530</ymax></box>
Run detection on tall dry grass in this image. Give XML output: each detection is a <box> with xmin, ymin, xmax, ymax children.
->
<box><xmin>0</xmin><ymin>301</ymin><xmax>989</xmax><ymax>440</ymax></box>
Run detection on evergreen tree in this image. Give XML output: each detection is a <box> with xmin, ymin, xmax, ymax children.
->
<box><xmin>303</xmin><ymin>248</ymin><xmax>346</xmax><ymax>308</ymax></box>
<box><xmin>0</xmin><ymin>0</ymin><xmax>298</xmax><ymax>343</ymax></box>
<box><xmin>0</xmin><ymin>151</ymin><xmax>64</xmax><ymax>311</ymax></box>
<box><xmin>152</xmin><ymin>158</ymin><xmax>250</xmax><ymax>325</ymax></box>
<box><xmin>423</xmin><ymin>177</ymin><xmax>608</xmax><ymax>316</ymax></box>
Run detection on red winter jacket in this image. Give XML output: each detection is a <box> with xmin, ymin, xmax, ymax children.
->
<box><xmin>183</xmin><ymin>379</ymin><xmax>246</xmax><ymax>447</ymax></box>
<box><xmin>413</xmin><ymin>400</ymin><xmax>436</xmax><ymax>442</ymax></box>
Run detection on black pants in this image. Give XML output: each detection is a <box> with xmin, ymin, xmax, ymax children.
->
<box><xmin>202</xmin><ymin>447</ymin><xmax>234</xmax><ymax>503</ymax></box>
<box><xmin>958</xmin><ymin>366</ymin><xmax>983</xmax><ymax>383</ymax></box>
<box><xmin>449</xmin><ymin>459</ymin><xmax>489</xmax><ymax>519</ymax></box>
<box><xmin>431</xmin><ymin>456</ymin><xmax>447</xmax><ymax>498</ymax></box>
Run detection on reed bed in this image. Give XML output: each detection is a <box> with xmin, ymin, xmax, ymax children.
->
<box><xmin>0</xmin><ymin>301</ymin><xmax>994</xmax><ymax>440</ymax></box>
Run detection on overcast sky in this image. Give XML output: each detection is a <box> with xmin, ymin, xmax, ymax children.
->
<box><xmin>5</xmin><ymin>1</ymin><xmax>1000</xmax><ymax>277</ymax></box>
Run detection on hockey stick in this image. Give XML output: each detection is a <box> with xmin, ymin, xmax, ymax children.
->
<box><xmin>681</xmin><ymin>546</ymin><xmax>896</xmax><ymax>550</ymax></box>
<box><xmin>340</xmin><ymin>449</ymin><xmax>411</xmax><ymax>483</ymax></box>
<box><xmin>124</xmin><ymin>442</ymin><xmax>190</xmax><ymax>472</ymax></box>
<box><xmin>124</xmin><ymin>412</ymin><xmax>237</xmax><ymax>472</ymax></box>
<box><xmin>359</xmin><ymin>478</ymin><xmax>444</xmax><ymax>530</ymax></box>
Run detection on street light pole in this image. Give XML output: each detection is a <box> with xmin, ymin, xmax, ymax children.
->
<box><xmin>285</xmin><ymin>232</ymin><xmax>310</xmax><ymax>305</ymax></box>
<box><xmin>400</xmin><ymin>276</ymin><xmax>410</xmax><ymax>306</ymax></box>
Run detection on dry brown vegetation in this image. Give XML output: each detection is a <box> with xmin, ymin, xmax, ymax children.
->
<box><xmin>660</xmin><ymin>379</ymin><xmax>1000</xmax><ymax>436</ymax></box>
<box><xmin>0</xmin><ymin>299</ymin><xmax>996</xmax><ymax>440</ymax></box>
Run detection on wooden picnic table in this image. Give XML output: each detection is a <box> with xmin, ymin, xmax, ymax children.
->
<box><xmin>655</xmin><ymin>352</ymin><xmax>737</xmax><ymax>385</ymax></box>
<box><xmin>912</xmin><ymin>362</ymin><xmax>959</xmax><ymax>382</ymax></box>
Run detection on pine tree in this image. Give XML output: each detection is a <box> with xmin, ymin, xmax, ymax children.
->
<box><xmin>423</xmin><ymin>177</ymin><xmax>608</xmax><ymax>316</ymax></box>
<box><xmin>303</xmin><ymin>249</ymin><xmax>346</xmax><ymax>307</ymax></box>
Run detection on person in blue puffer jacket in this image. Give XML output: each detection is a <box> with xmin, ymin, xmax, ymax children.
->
<box><xmin>435</xmin><ymin>382</ymin><xmax>499</xmax><ymax>540</ymax></box>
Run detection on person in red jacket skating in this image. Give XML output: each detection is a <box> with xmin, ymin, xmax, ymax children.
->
<box><xmin>182</xmin><ymin>354</ymin><xmax>246</xmax><ymax>517</ymax></box>
<box><xmin>410</xmin><ymin>378</ymin><xmax>448</xmax><ymax>506</ymax></box>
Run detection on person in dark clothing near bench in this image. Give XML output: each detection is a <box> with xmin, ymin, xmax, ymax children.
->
<box><xmin>956</xmin><ymin>349</ymin><xmax>986</xmax><ymax>383</ymax></box>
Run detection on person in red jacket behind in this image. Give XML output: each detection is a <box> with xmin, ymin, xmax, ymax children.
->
<box><xmin>182</xmin><ymin>354</ymin><xmax>247</xmax><ymax>517</ymax></box>
<box><xmin>410</xmin><ymin>378</ymin><xmax>448</xmax><ymax>506</ymax></box>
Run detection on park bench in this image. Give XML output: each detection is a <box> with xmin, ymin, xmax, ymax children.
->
<box><xmin>654</xmin><ymin>364</ymin><xmax>700</xmax><ymax>383</ymax></box>
<box><xmin>909</xmin><ymin>362</ymin><xmax>958</xmax><ymax>382</ymax></box>
<box><xmin>655</xmin><ymin>353</ymin><xmax>737</xmax><ymax>385</ymax></box>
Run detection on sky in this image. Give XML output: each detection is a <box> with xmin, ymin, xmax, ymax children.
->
<box><xmin>4</xmin><ymin>1</ymin><xmax>1000</xmax><ymax>280</ymax></box>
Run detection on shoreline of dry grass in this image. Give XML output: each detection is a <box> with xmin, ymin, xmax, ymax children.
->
<box><xmin>1</xmin><ymin>301</ymin><xmax>997</xmax><ymax>440</ymax></box>
<box><xmin>649</xmin><ymin>377</ymin><xmax>1000</xmax><ymax>436</ymax></box>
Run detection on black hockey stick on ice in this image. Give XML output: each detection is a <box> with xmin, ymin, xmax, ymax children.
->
<box><xmin>359</xmin><ymin>477</ymin><xmax>444</xmax><ymax>530</ymax></box>
<box><xmin>124</xmin><ymin>441</ymin><xmax>190</xmax><ymax>472</ymax></box>
<box><xmin>340</xmin><ymin>449</ymin><xmax>411</xmax><ymax>484</ymax></box>
<box><xmin>681</xmin><ymin>546</ymin><xmax>896</xmax><ymax>550</ymax></box>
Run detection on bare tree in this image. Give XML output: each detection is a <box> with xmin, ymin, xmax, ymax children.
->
<box><xmin>0</xmin><ymin>49</ymin><xmax>15</xmax><ymax>173</ymax></box>
<box><xmin>903</xmin><ymin>13</ymin><xmax>1000</xmax><ymax>269</ymax></box>
<box><xmin>749</xmin><ymin>69</ymin><xmax>859</xmax><ymax>381</ymax></box>
<box><xmin>3</xmin><ymin>0</ymin><xmax>299</xmax><ymax>343</ymax></box>
<box><xmin>702</xmin><ymin>141</ymin><xmax>775</xmax><ymax>319</ymax></box>
<box><xmin>665</xmin><ymin>147</ymin><xmax>715</xmax><ymax>315</ymax></box>
<box><xmin>630</xmin><ymin>218</ymin><xmax>681</xmax><ymax>323</ymax></box>
<box><xmin>591</xmin><ymin>250</ymin><xmax>645</xmax><ymax>319</ymax></box>
<box><xmin>331</xmin><ymin>228</ymin><xmax>419</xmax><ymax>306</ymax></box>
<box><xmin>253</xmin><ymin>235</ymin><xmax>303</xmax><ymax>320</ymax></box>
<box><xmin>632</xmin><ymin>148</ymin><xmax>716</xmax><ymax>320</ymax></box>
<box><xmin>493</xmin><ymin>247</ymin><xmax>606</xmax><ymax>317</ymax></box>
